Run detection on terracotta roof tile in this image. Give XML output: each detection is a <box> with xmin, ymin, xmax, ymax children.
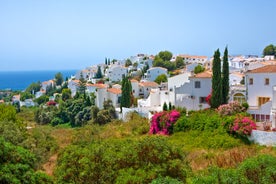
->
<box><xmin>139</xmin><ymin>81</ymin><xmax>159</xmax><ymax>87</ymax></box>
<box><xmin>191</xmin><ymin>71</ymin><xmax>212</xmax><ymax>78</ymax></box>
<box><xmin>107</xmin><ymin>88</ymin><xmax>122</xmax><ymax>94</ymax></box>
<box><xmin>247</xmin><ymin>65</ymin><xmax>276</xmax><ymax>73</ymax></box>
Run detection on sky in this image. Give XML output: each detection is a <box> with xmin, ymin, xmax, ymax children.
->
<box><xmin>0</xmin><ymin>0</ymin><xmax>276</xmax><ymax>71</ymax></box>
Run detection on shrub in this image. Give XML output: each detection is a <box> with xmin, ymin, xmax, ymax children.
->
<box><xmin>150</xmin><ymin>110</ymin><xmax>180</xmax><ymax>135</ymax></box>
<box><xmin>231</xmin><ymin>115</ymin><xmax>256</xmax><ymax>136</ymax></box>
<box><xmin>217</xmin><ymin>101</ymin><xmax>244</xmax><ymax>116</ymax></box>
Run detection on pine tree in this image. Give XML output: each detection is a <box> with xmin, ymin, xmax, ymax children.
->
<box><xmin>78</xmin><ymin>72</ymin><xmax>87</xmax><ymax>97</ymax></box>
<box><xmin>211</xmin><ymin>49</ymin><xmax>222</xmax><ymax>108</ymax></box>
<box><xmin>105</xmin><ymin>58</ymin><xmax>107</xmax><ymax>65</ymax></box>
<box><xmin>222</xmin><ymin>46</ymin><xmax>229</xmax><ymax>104</ymax></box>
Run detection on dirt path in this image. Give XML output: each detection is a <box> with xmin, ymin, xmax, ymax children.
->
<box><xmin>42</xmin><ymin>128</ymin><xmax>74</xmax><ymax>176</ymax></box>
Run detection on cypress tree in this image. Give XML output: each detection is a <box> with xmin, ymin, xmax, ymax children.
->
<box><xmin>211</xmin><ymin>49</ymin><xmax>222</xmax><ymax>108</ymax></box>
<box><xmin>222</xmin><ymin>46</ymin><xmax>229</xmax><ymax>104</ymax></box>
<box><xmin>95</xmin><ymin>66</ymin><xmax>103</xmax><ymax>78</ymax></box>
<box><xmin>120</xmin><ymin>76</ymin><xmax>132</xmax><ymax>110</ymax></box>
<box><xmin>163</xmin><ymin>102</ymin><xmax>168</xmax><ymax>111</ymax></box>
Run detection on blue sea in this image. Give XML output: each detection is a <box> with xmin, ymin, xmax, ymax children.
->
<box><xmin>0</xmin><ymin>70</ymin><xmax>77</xmax><ymax>91</ymax></box>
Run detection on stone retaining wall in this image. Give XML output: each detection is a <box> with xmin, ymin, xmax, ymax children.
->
<box><xmin>249</xmin><ymin>130</ymin><xmax>276</xmax><ymax>146</ymax></box>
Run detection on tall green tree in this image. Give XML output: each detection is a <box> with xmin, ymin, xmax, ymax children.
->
<box><xmin>95</xmin><ymin>66</ymin><xmax>103</xmax><ymax>78</ymax></box>
<box><xmin>120</xmin><ymin>76</ymin><xmax>132</xmax><ymax>111</ymax></box>
<box><xmin>78</xmin><ymin>72</ymin><xmax>86</xmax><ymax>96</ymax></box>
<box><xmin>222</xmin><ymin>46</ymin><xmax>229</xmax><ymax>104</ymax></box>
<box><xmin>55</xmin><ymin>72</ymin><xmax>64</xmax><ymax>86</ymax></box>
<box><xmin>211</xmin><ymin>49</ymin><xmax>222</xmax><ymax>108</ymax></box>
<box><xmin>125</xmin><ymin>59</ymin><xmax>132</xmax><ymax>67</ymax></box>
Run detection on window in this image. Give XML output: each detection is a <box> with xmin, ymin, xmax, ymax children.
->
<box><xmin>199</xmin><ymin>97</ymin><xmax>207</xmax><ymax>103</ymax></box>
<box><xmin>133</xmin><ymin>90</ymin><xmax>135</xmax><ymax>93</ymax></box>
<box><xmin>265</xmin><ymin>78</ymin><xmax>269</xmax><ymax>85</ymax></box>
<box><xmin>258</xmin><ymin>97</ymin><xmax>270</xmax><ymax>106</ymax></box>
<box><xmin>249</xmin><ymin>78</ymin><xmax>253</xmax><ymax>85</ymax></box>
<box><xmin>233</xmin><ymin>93</ymin><xmax>246</xmax><ymax>104</ymax></box>
<box><xmin>195</xmin><ymin>81</ymin><xmax>201</xmax><ymax>88</ymax></box>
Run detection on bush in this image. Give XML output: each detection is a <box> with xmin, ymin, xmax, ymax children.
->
<box><xmin>191</xmin><ymin>155</ymin><xmax>276</xmax><ymax>184</ymax></box>
<box><xmin>217</xmin><ymin>101</ymin><xmax>244</xmax><ymax>116</ymax></box>
<box><xmin>55</xmin><ymin>136</ymin><xmax>188</xmax><ymax>183</ymax></box>
<box><xmin>150</xmin><ymin>110</ymin><xmax>180</xmax><ymax>135</ymax></box>
<box><xmin>231</xmin><ymin>115</ymin><xmax>256</xmax><ymax>136</ymax></box>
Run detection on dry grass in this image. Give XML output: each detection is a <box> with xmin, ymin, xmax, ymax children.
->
<box><xmin>187</xmin><ymin>146</ymin><xmax>259</xmax><ymax>172</ymax></box>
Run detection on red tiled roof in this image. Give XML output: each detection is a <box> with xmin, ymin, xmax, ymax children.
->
<box><xmin>191</xmin><ymin>71</ymin><xmax>212</xmax><ymax>78</ymax></box>
<box><xmin>107</xmin><ymin>88</ymin><xmax>122</xmax><ymax>94</ymax></box>
<box><xmin>247</xmin><ymin>65</ymin><xmax>276</xmax><ymax>73</ymax></box>
<box><xmin>139</xmin><ymin>81</ymin><xmax>159</xmax><ymax>87</ymax></box>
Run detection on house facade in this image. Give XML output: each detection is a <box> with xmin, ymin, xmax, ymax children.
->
<box><xmin>106</xmin><ymin>65</ymin><xmax>128</xmax><ymax>82</ymax></box>
<box><xmin>174</xmin><ymin>71</ymin><xmax>212</xmax><ymax>111</ymax></box>
<box><xmin>144</xmin><ymin>67</ymin><xmax>168</xmax><ymax>82</ymax></box>
<box><xmin>246</xmin><ymin>65</ymin><xmax>276</xmax><ymax>121</ymax></box>
<box><xmin>138</xmin><ymin>81</ymin><xmax>159</xmax><ymax>98</ymax></box>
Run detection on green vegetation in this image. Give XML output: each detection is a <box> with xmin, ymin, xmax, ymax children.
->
<box><xmin>222</xmin><ymin>46</ymin><xmax>229</xmax><ymax>104</ymax></box>
<box><xmin>263</xmin><ymin>44</ymin><xmax>276</xmax><ymax>56</ymax></box>
<box><xmin>193</xmin><ymin>64</ymin><xmax>205</xmax><ymax>74</ymax></box>
<box><xmin>121</xmin><ymin>76</ymin><xmax>132</xmax><ymax>109</ymax></box>
<box><xmin>1</xmin><ymin>99</ymin><xmax>276</xmax><ymax>183</ymax></box>
<box><xmin>211</xmin><ymin>49</ymin><xmax>222</xmax><ymax>108</ymax></box>
<box><xmin>155</xmin><ymin>73</ymin><xmax>168</xmax><ymax>84</ymax></box>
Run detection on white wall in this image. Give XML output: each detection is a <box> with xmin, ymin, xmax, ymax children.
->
<box><xmin>246</xmin><ymin>73</ymin><xmax>276</xmax><ymax>107</ymax></box>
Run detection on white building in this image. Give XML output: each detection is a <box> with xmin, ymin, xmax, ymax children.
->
<box><xmin>168</xmin><ymin>72</ymin><xmax>191</xmax><ymax>105</ymax></box>
<box><xmin>230</xmin><ymin>72</ymin><xmax>244</xmax><ymax>86</ymax></box>
<box><xmin>174</xmin><ymin>71</ymin><xmax>212</xmax><ymax>111</ymax></box>
<box><xmin>41</xmin><ymin>80</ymin><xmax>55</xmax><ymax>91</ymax></box>
<box><xmin>106</xmin><ymin>65</ymin><xmax>128</xmax><ymax>82</ymax></box>
<box><xmin>68</xmin><ymin>79</ymin><xmax>80</xmax><ymax>97</ymax></box>
<box><xmin>130</xmin><ymin>79</ymin><xmax>139</xmax><ymax>98</ymax></box>
<box><xmin>178</xmin><ymin>54</ymin><xmax>208</xmax><ymax>65</ymax></box>
<box><xmin>144</xmin><ymin>67</ymin><xmax>168</xmax><ymax>82</ymax></box>
<box><xmin>138</xmin><ymin>81</ymin><xmax>159</xmax><ymax>98</ymax></box>
<box><xmin>95</xmin><ymin>87</ymin><xmax>121</xmax><ymax>109</ymax></box>
<box><xmin>246</xmin><ymin>65</ymin><xmax>276</xmax><ymax>121</ymax></box>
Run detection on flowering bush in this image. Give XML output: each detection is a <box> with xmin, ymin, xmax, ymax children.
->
<box><xmin>149</xmin><ymin>110</ymin><xmax>180</xmax><ymax>135</ymax></box>
<box><xmin>217</xmin><ymin>101</ymin><xmax>244</xmax><ymax>116</ymax></box>
<box><xmin>231</xmin><ymin>115</ymin><xmax>256</xmax><ymax>136</ymax></box>
<box><xmin>206</xmin><ymin>92</ymin><xmax>212</xmax><ymax>106</ymax></box>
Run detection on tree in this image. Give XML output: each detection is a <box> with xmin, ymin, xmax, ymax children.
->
<box><xmin>78</xmin><ymin>72</ymin><xmax>86</xmax><ymax>96</ymax></box>
<box><xmin>105</xmin><ymin>57</ymin><xmax>107</xmax><ymax>65</ymax></box>
<box><xmin>263</xmin><ymin>44</ymin><xmax>276</xmax><ymax>56</ymax></box>
<box><xmin>125</xmin><ymin>59</ymin><xmax>132</xmax><ymax>67</ymax></box>
<box><xmin>158</xmin><ymin>50</ymin><xmax>173</xmax><ymax>61</ymax></box>
<box><xmin>163</xmin><ymin>102</ymin><xmax>168</xmax><ymax>111</ymax></box>
<box><xmin>35</xmin><ymin>95</ymin><xmax>49</xmax><ymax>105</ymax></box>
<box><xmin>194</xmin><ymin>64</ymin><xmax>205</xmax><ymax>74</ymax></box>
<box><xmin>61</xmin><ymin>88</ymin><xmax>71</xmax><ymax>101</ymax></box>
<box><xmin>154</xmin><ymin>74</ymin><xmax>168</xmax><ymax>84</ymax></box>
<box><xmin>55</xmin><ymin>72</ymin><xmax>64</xmax><ymax>86</ymax></box>
<box><xmin>211</xmin><ymin>49</ymin><xmax>222</xmax><ymax>108</ymax></box>
<box><xmin>153</xmin><ymin>51</ymin><xmax>175</xmax><ymax>71</ymax></box>
<box><xmin>95</xmin><ymin>66</ymin><xmax>103</xmax><ymax>79</ymax></box>
<box><xmin>222</xmin><ymin>46</ymin><xmax>229</xmax><ymax>104</ymax></box>
<box><xmin>120</xmin><ymin>76</ymin><xmax>132</xmax><ymax>110</ymax></box>
<box><xmin>25</xmin><ymin>82</ymin><xmax>41</xmax><ymax>94</ymax></box>
<box><xmin>175</xmin><ymin>56</ymin><xmax>185</xmax><ymax>68</ymax></box>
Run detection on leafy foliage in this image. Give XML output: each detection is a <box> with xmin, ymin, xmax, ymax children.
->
<box><xmin>263</xmin><ymin>44</ymin><xmax>276</xmax><ymax>56</ymax></box>
<box><xmin>55</xmin><ymin>136</ymin><xmax>188</xmax><ymax>183</ymax></box>
<box><xmin>194</xmin><ymin>64</ymin><xmax>205</xmax><ymax>74</ymax></box>
<box><xmin>55</xmin><ymin>72</ymin><xmax>64</xmax><ymax>86</ymax></box>
<box><xmin>0</xmin><ymin>137</ymin><xmax>53</xmax><ymax>184</ymax></box>
<box><xmin>191</xmin><ymin>155</ymin><xmax>276</xmax><ymax>184</ymax></box>
<box><xmin>155</xmin><ymin>74</ymin><xmax>168</xmax><ymax>84</ymax></box>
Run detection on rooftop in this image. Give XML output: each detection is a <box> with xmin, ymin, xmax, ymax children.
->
<box><xmin>247</xmin><ymin>65</ymin><xmax>276</xmax><ymax>73</ymax></box>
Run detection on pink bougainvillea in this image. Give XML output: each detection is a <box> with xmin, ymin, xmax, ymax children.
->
<box><xmin>149</xmin><ymin>110</ymin><xmax>180</xmax><ymax>135</ymax></box>
<box><xmin>231</xmin><ymin>115</ymin><xmax>256</xmax><ymax>136</ymax></box>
